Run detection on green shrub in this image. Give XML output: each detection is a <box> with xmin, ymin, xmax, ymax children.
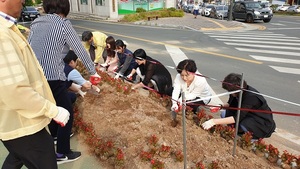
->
<box><xmin>136</xmin><ymin>8</ymin><xmax>146</xmax><ymax>13</ymax></box>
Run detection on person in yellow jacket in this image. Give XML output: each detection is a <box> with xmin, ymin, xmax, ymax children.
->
<box><xmin>82</xmin><ymin>31</ymin><xmax>107</xmax><ymax>65</ymax></box>
<box><xmin>0</xmin><ymin>0</ymin><xmax>69</xmax><ymax>168</ymax></box>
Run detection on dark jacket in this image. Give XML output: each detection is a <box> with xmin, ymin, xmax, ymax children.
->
<box><xmin>225</xmin><ymin>85</ymin><xmax>276</xmax><ymax>139</ymax></box>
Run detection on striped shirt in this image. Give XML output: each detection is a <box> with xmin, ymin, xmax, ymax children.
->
<box><xmin>28</xmin><ymin>14</ymin><xmax>96</xmax><ymax>81</ymax></box>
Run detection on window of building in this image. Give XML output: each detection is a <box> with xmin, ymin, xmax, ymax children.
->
<box><xmin>96</xmin><ymin>0</ymin><xmax>104</xmax><ymax>6</ymax></box>
<box><xmin>81</xmin><ymin>0</ymin><xmax>88</xmax><ymax>5</ymax></box>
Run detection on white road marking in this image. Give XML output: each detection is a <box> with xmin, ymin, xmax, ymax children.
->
<box><xmin>268</xmin><ymin>27</ymin><xmax>300</xmax><ymax>30</ymax></box>
<box><xmin>269</xmin><ymin>66</ymin><xmax>300</xmax><ymax>75</ymax></box>
<box><xmin>250</xmin><ymin>55</ymin><xmax>300</xmax><ymax>64</ymax></box>
<box><xmin>275</xmin><ymin>128</ymin><xmax>300</xmax><ymax>145</ymax></box>
<box><xmin>225</xmin><ymin>42</ymin><xmax>300</xmax><ymax>51</ymax></box>
<box><xmin>216</xmin><ymin>38</ymin><xmax>300</xmax><ymax>46</ymax></box>
<box><xmin>210</xmin><ymin>36</ymin><xmax>300</xmax><ymax>42</ymax></box>
<box><xmin>165</xmin><ymin>45</ymin><xmax>223</xmax><ymax>105</ymax></box>
<box><xmin>270</xmin><ymin>23</ymin><xmax>286</xmax><ymax>26</ymax></box>
<box><xmin>236</xmin><ymin>48</ymin><xmax>300</xmax><ymax>57</ymax></box>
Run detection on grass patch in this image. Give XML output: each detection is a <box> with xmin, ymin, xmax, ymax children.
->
<box><xmin>273</xmin><ymin>11</ymin><xmax>300</xmax><ymax>16</ymax></box>
<box><xmin>120</xmin><ymin>8</ymin><xmax>184</xmax><ymax>22</ymax></box>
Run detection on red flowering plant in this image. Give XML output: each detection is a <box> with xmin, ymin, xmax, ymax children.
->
<box><xmin>150</xmin><ymin>159</ymin><xmax>165</xmax><ymax>169</ymax></box>
<box><xmin>195</xmin><ymin>161</ymin><xmax>205</xmax><ymax>169</ymax></box>
<box><xmin>220</xmin><ymin>125</ymin><xmax>235</xmax><ymax>141</ymax></box>
<box><xmin>114</xmin><ymin>148</ymin><xmax>125</xmax><ymax>166</ymax></box>
<box><xmin>172</xmin><ymin>150</ymin><xmax>184</xmax><ymax>162</ymax></box>
<box><xmin>253</xmin><ymin>138</ymin><xmax>267</xmax><ymax>152</ymax></box>
<box><xmin>148</xmin><ymin>134</ymin><xmax>159</xmax><ymax>147</ymax></box>
<box><xmin>238</xmin><ymin>131</ymin><xmax>253</xmax><ymax>151</ymax></box>
<box><xmin>281</xmin><ymin>150</ymin><xmax>296</xmax><ymax>165</ymax></box>
<box><xmin>159</xmin><ymin>145</ymin><xmax>171</xmax><ymax>153</ymax></box>
<box><xmin>266</xmin><ymin>144</ymin><xmax>279</xmax><ymax>158</ymax></box>
<box><xmin>207</xmin><ymin>160</ymin><xmax>221</xmax><ymax>169</ymax></box>
<box><xmin>140</xmin><ymin>151</ymin><xmax>153</xmax><ymax>161</ymax></box>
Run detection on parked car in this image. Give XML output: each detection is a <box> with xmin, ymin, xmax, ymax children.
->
<box><xmin>183</xmin><ymin>4</ymin><xmax>194</xmax><ymax>13</ymax></box>
<box><xmin>201</xmin><ymin>4</ymin><xmax>214</xmax><ymax>17</ymax></box>
<box><xmin>210</xmin><ymin>5</ymin><xmax>228</xmax><ymax>19</ymax></box>
<box><xmin>286</xmin><ymin>5</ymin><xmax>300</xmax><ymax>12</ymax></box>
<box><xmin>20</xmin><ymin>6</ymin><xmax>40</xmax><ymax>21</ymax></box>
<box><xmin>232</xmin><ymin>1</ymin><xmax>273</xmax><ymax>23</ymax></box>
<box><xmin>275</xmin><ymin>4</ymin><xmax>290</xmax><ymax>11</ymax></box>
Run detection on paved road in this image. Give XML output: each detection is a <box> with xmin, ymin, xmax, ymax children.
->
<box><xmin>2</xmin><ymin>13</ymin><xmax>299</xmax><ymax>169</ymax></box>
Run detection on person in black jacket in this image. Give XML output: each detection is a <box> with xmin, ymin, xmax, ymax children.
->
<box><xmin>202</xmin><ymin>73</ymin><xmax>276</xmax><ymax>139</ymax></box>
<box><xmin>129</xmin><ymin>48</ymin><xmax>172</xmax><ymax>96</ymax></box>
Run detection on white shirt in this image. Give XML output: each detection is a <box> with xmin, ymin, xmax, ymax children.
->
<box><xmin>172</xmin><ymin>73</ymin><xmax>211</xmax><ymax>105</ymax></box>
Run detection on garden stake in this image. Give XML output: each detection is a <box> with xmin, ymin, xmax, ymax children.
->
<box><xmin>181</xmin><ymin>92</ymin><xmax>187</xmax><ymax>169</ymax></box>
<box><xmin>233</xmin><ymin>73</ymin><xmax>244</xmax><ymax>156</ymax></box>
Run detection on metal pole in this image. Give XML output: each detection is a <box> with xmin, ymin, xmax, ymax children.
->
<box><xmin>228</xmin><ymin>0</ymin><xmax>234</xmax><ymax>21</ymax></box>
<box><xmin>182</xmin><ymin>92</ymin><xmax>187</xmax><ymax>169</ymax></box>
<box><xmin>232</xmin><ymin>73</ymin><xmax>244</xmax><ymax>156</ymax></box>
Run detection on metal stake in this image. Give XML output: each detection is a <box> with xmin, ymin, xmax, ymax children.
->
<box><xmin>182</xmin><ymin>92</ymin><xmax>187</xmax><ymax>169</ymax></box>
<box><xmin>232</xmin><ymin>73</ymin><xmax>244</xmax><ymax>156</ymax></box>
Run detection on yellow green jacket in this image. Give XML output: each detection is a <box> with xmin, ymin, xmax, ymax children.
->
<box><xmin>0</xmin><ymin>17</ymin><xmax>58</xmax><ymax>141</ymax></box>
<box><xmin>83</xmin><ymin>31</ymin><xmax>107</xmax><ymax>64</ymax></box>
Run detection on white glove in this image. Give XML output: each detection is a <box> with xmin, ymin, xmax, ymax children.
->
<box><xmin>114</xmin><ymin>73</ymin><xmax>120</xmax><ymax>79</ymax></box>
<box><xmin>92</xmin><ymin>72</ymin><xmax>101</xmax><ymax>78</ymax></box>
<box><xmin>53</xmin><ymin>106</ymin><xmax>70</xmax><ymax>127</ymax></box>
<box><xmin>77</xmin><ymin>89</ymin><xmax>86</xmax><ymax>98</ymax></box>
<box><xmin>201</xmin><ymin>119</ymin><xmax>216</xmax><ymax>130</ymax></box>
<box><xmin>171</xmin><ymin>104</ymin><xmax>179</xmax><ymax>112</ymax></box>
<box><xmin>100</xmin><ymin>63</ymin><xmax>108</xmax><ymax>67</ymax></box>
<box><xmin>127</xmin><ymin>74</ymin><xmax>132</xmax><ymax>79</ymax></box>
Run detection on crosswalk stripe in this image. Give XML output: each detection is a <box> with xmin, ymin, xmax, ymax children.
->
<box><xmin>270</xmin><ymin>23</ymin><xmax>286</xmax><ymax>26</ymax></box>
<box><xmin>225</xmin><ymin>42</ymin><xmax>300</xmax><ymax>51</ymax></box>
<box><xmin>216</xmin><ymin>39</ymin><xmax>300</xmax><ymax>46</ymax></box>
<box><xmin>269</xmin><ymin>66</ymin><xmax>300</xmax><ymax>75</ymax></box>
<box><xmin>250</xmin><ymin>55</ymin><xmax>300</xmax><ymax>64</ymax></box>
<box><xmin>209</xmin><ymin>34</ymin><xmax>294</xmax><ymax>38</ymax></box>
<box><xmin>236</xmin><ymin>48</ymin><xmax>300</xmax><ymax>57</ymax></box>
<box><xmin>209</xmin><ymin>36</ymin><xmax>300</xmax><ymax>42</ymax></box>
<box><xmin>268</xmin><ymin>28</ymin><xmax>300</xmax><ymax>30</ymax></box>
<box><xmin>204</xmin><ymin>32</ymin><xmax>278</xmax><ymax>35</ymax></box>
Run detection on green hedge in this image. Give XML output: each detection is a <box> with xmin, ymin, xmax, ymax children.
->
<box><xmin>121</xmin><ymin>8</ymin><xmax>184</xmax><ymax>22</ymax></box>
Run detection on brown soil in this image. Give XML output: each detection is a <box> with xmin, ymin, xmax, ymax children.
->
<box><xmin>74</xmin><ymin>78</ymin><xmax>280</xmax><ymax>169</ymax></box>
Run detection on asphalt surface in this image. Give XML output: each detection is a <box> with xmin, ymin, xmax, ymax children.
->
<box><xmin>1</xmin><ymin>13</ymin><xmax>298</xmax><ymax>169</ymax></box>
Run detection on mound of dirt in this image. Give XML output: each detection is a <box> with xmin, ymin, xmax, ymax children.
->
<box><xmin>74</xmin><ymin>78</ymin><xmax>280</xmax><ymax>169</ymax></box>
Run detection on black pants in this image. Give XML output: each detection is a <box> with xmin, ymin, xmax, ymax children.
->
<box><xmin>48</xmin><ymin>80</ymin><xmax>73</xmax><ymax>154</ymax></box>
<box><xmin>1</xmin><ymin>128</ymin><xmax>57</xmax><ymax>169</ymax></box>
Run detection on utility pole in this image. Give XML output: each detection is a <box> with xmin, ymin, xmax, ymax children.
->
<box><xmin>228</xmin><ymin>0</ymin><xmax>234</xmax><ymax>21</ymax></box>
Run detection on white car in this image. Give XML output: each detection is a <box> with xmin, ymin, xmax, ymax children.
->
<box><xmin>286</xmin><ymin>5</ymin><xmax>300</xmax><ymax>12</ymax></box>
<box><xmin>276</xmin><ymin>4</ymin><xmax>290</xmax><ymax>11</ymax></box>
<box><xmin>201</xmin><ymin>5</ymin><xmax>214</xmax><ymax>17</ymax></box>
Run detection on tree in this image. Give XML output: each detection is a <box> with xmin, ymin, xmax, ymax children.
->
<box><xmin>25</xmin><ymin>0</ymin><xmax>34</xmax><ymax>6</ymax></box>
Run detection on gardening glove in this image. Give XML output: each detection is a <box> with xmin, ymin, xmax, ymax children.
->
<box><xmin>53</xmin><ymin>106</ymin><xmax>70</xmax><ymax>127</ymax></box>
<box><xmin>77</xmin><ymin>89</ymin><xmax>86</xmax><ymax>98</ymax></box>
<box><xmin>92</xmin><ymin>72</ymin><xmax>101</xmax><ymax>78</ymax></box>
<box><xmin>126</xmin><ymin>74</ymin><xmax>133</xmax><ymax>80</ymax></box>
<box><xmin>171</xmin><ymin>104</ymin><xmax>179</xmax><ymax>112</ymax></box>
<box><xmin>100</xmin><ymin>63</ymin><xmax>108</xmax><ymax>67</ymax></box>
<box><xmin>114</xmin><ymin>73</ymin><xmax>120</xmax><ymax>79</ymax></box>
<box><xmin>201</xmin><ymin>119</ymin><xmax>216</xmax><ymax>130</ymax></box>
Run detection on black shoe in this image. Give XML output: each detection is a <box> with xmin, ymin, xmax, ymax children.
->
<box><xmin>54</xmin><ymin>132</ymin><xmax>74</xmax><ymax>145</ymax></box>
<box><xmin>57</xmin><ymin>151</ymin><xmax>81</xmax><ymax>164</ymax></box>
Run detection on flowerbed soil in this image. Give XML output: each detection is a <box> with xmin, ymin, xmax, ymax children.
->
<box><xmin>74</xmin><ymin>80</ymin><xmax>281</xmax><ymax>169</ymax></box>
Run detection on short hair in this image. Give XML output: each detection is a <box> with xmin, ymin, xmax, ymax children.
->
<box><xmin>133</xmin><ymin>49</ymin><xmax>147</xmax><ymax>60</ymax></box>
<box><xmin>82</xmin><ymin>31</ymin><xmax>93</xmax><ymax>42</ymax></box>
<box><xmin>176</xmin><ymin>59</ymin><xmax>197</xmax><ymax>74</ymax></box>
<box><xmin>105</xmin><ymin>36</ymin><xmax>116</xmax><ymax>50</ymax></box>
<box><xmin>115</xmin><ymin>39</ymin><xmax>126</xmax><ymax>49</ymax></box>
<box><xmin>63</xmin><ymin>50</ymin><xmax>78</xmax><ymax>64</ymax></box>
<box><xmin>222</xmin><ymin>73</ymin><xmax>247</xmax><ymax>91</ymax></box>
<box><xmin>43</xmin><ymin>0</ymin><xmax>70</xmax><ymax>17</ymax></box>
